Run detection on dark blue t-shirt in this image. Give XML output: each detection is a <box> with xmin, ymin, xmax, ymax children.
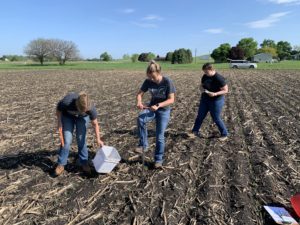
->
<box><xmin>57</xmin><ymin>92</ymin><xmax>97</xmax><ymax>120</ymax></box>
<box><xmin>140</xmin><ymin>76</ymin><xmax>176</xmax><ymax>109</ymax></box>
<box><xmin>202</xmin><ymin>73</ymin><xmax>226</xmax><ymax>99</ymax></box>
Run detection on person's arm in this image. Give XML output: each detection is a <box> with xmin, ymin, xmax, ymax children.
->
<box><xmin>136</xmin><ymin>90</ymin><xmax>147</xmax><ymax>110</ymax></box>
<box><xmin>200</xmin><ymin>75</ymin><xmax>205</xmax><ymax>92</ymax></box>
<box><xmin>150</xmin><ymin>93</ymin><xmax>175</xmax><ymax>111</ymax></box>
<box><xmin>56</xmin><ymin>110</ymin><xmax>64</xmax><ymax>147</ymax></box>
<box><xmin>56</xmin><ymin>110</ymin><xmax>62</xmax><ymax>129</ymax></box>
<box><xmin>91</xmin><ymin>118</ymin><xmax>104</xmax><ymax>148</ymax></box>
<box><xmin>208</xmin><ymin>85</ymin><xmax>228</xmax><ymax>97</ymax></box>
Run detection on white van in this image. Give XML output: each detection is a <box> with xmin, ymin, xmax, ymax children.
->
<box><xmin>229</xmin><ymin>60</ymin><xmax>257</xmax><ymax>69</ymax></box>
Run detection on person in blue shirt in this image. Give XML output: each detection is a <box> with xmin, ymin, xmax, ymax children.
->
<box><xmin>136</xmin><ymin>60</ymin><xmax>176</xmax><ymax>168</ymax></box>
<box><xmin>190</xmin><ymin>63</ymin><xmax>229</xmax><ymax>141</ymax></box>
<box><xmin>55</xmin><ymin>91</ymin><xmax>104</xmax><ymax>176</ymax></box>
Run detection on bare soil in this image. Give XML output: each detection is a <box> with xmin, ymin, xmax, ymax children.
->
<box><xmin>0</xmin><ymin>69</ymin><xmax>299</xmax><ymax>225</ymax></box>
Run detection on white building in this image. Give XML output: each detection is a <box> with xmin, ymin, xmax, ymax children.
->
<box><xmin>253</xmin><ymin>53</ymin><xmax>273</xmax><ymax>63</ymax></box>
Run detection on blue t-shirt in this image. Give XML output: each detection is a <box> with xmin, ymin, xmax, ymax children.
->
<box><xmin>57</xmin><ymin>92</ymin><xmax>97</xmax><ymax>120</ymax></box>
<box><xmin>140</xmin><ymin>76</ymin><xmax>176</xmax><ymax>109</ymax></box>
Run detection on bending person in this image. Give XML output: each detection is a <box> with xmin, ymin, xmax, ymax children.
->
<box><xmin>55</xmin><ymin>91</ymin><xmax>104</xmax><ymax>176</ymax></box>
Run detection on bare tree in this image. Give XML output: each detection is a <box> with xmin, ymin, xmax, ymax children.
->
<box><xmin>24</xmin><ymin>38</ymin><xmax>52</xmax><ymax>65</ymax></box>
<box><xmin>24</xmin><ymin>38</ymin><xmax>80</xmax><ymax>65</ymax></box>
<box><xmin>50</xmin><ymin>39</ymin><xmax>79</xmax><ymax>65</ymax></box>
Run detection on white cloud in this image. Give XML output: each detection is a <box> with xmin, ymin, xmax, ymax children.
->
<box><xmin>142</xmin><ymin>14</ymin><xmax>164</xmax><ymax>21</ymax></box>
<box><xmin>120</xmin><ymin>8</ymin><xmax>135</xmax><ymax>14</ymax></box>
<box><xmin>132</xmin><ymin>22</ymin><xmax>157</xmax><ymax>28</ymax></box>
<box><xmin>268</xmin><ymin>0</ymin><xmax>300</xmax><ymax>4</ymax></box>
<box><xmin>246</xmin><ymin>12</ymin><xmax>290</xmax><ymax>28</ymax></box>
<box><xmin>203</xmin><ymin>28</ymin><xmax>224</xmax><ymax>34</ymax></box>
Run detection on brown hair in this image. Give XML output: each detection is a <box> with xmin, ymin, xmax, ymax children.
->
<box><xmin>202</xmin><ymin>63</ymin><xmax>214</xmax><ymax>71</ymax></box>
<box><xmin>76</xmin><ymin>91</ymin><xmax>91</xmax><ymax>113</ymax></box>
<box><xmin>146</xmin><ymin>60</ymin><xmax>161</xmax><ymax>74</ymax></box>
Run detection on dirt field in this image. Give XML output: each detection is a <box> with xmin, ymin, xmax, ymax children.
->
<box><xmin>0</xmin><ymin>69</ymin><xmax>299</xmax><ymax>225</ymax></box>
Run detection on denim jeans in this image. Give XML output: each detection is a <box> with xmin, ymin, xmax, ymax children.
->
<box><xmin>57</xmin><ymin>115</ymin><xmax>90</xmax><ymax>166</ymax></box>
<box><xmin>137</xmin><ymin>108</ymin><xmax>171</xmax><ymax>163</ymax></box>
<box><xmin>192</xmin><ymin>95</ymin><xmax>228</xmax><ymax>136</ymax></box>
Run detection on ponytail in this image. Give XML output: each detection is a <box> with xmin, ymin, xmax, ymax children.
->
<box><xmin>146</xmin><ymin>60</ymin><xmax>161</xmax><ymax>74</ymax></box>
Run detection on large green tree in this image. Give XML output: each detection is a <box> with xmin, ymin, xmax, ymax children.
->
<box><xmin>138</xmin><ymin>52</ymin><xmax>155</xmax><ymax>62</ymax></box>
<box><xmin>276</xmin><ymin>41</ymin><xmax>292</xmax><ymax>60</ymax></box>
<box><xmin>172</xmin><ymin>48</ymin><xmax>193</xmax><ymax>64</ymax></box>
<box><xmin>165</xmin><ymin>52</ymin><xmax>173</xmax><ymax>61</ymax></box>
<box><xmin>211</xmin><ymin>43</ymin><xmax>231</xmax><ymax>63</ymax></box>
<box><xmin>237</xmin><ymin>38</ymin><xmax>258</xmax><ymax>59</ymax></box>
<box><xmin>100</xmin><ymin>52</ymin><xmax>113</xmax><ymax>61</ymax></box>
<box><xmin>260</xmin><ymin>39</ymin><xmax>276</xmax><ymax>49</ymax></box>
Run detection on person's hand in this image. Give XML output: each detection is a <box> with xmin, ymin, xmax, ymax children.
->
<box><xmin>96</xmin><ymin>138</ymin><xmax>104</xmax><ymax>148</ymax></box>
<box><xmin>150</xmin><ymin>105</ymin><xmax>159</xmax><ymax>111</ymax></box>
<box><xmin>137</xmin><ymin>102</ymin><xmax>145</xmax><ymax>110</ymax></box>
<box><xmin>207</xmin><ymin>92</ymin><xmax>216</xmax><ymax>97</ymax></box>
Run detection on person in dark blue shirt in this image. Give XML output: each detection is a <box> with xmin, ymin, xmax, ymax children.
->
<box><xmin>190</xmin><ymin>63</ymin><xmax>229</xmax><ymax>141</ymax></box>
<box><xmin>136</xmin><ymin>60</ymin><xmax>176</xmax><ymax>168</ymax></box>
<box><xmin>55</xmin><ymin>92</ymin><xmax>104</xmax><ymax>176</ymax></box>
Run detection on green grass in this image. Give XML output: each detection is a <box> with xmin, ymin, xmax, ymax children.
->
<box><xmin>0</xmin><ymin>60</ymin><xmax>300</xmax><ymax>71</ymax></box>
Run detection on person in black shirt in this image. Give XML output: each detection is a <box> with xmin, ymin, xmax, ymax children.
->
<box><xmin>190</xmin><ymin>63</ymin><xmax>228</xmax><ymax>141</ymax></box>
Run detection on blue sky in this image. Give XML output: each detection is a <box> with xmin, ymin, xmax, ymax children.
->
<box><xmin>0</xmin><ymin>0</ymin><xmax>299</xmax><ymax>59</ymax></box>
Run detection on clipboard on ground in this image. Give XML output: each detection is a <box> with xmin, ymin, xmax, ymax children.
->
<box><xmin>264</xmin><ymin>206</ymin><xmax>299</xmax><ymax>225</ymax></box>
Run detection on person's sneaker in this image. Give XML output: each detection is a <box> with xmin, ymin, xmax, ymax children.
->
<box><xmin>218</xmin><ymin>136</ymin><xmax>228</xmax><ymax>142</ymax></box>
<box><xmin>187</xmin><ymin>131</ymin><xmax>198</xmax><ymax>139</ymax></box>
<box><xmin>54</xmin><ymin>165</ymin><xmax>64</xmax><ymax>176</ymax></box>
<box><xmin>82</xmin><ymin>164</ymin><xmax>92</xmax><ymax>175</ymax></box>
<box><xmin>188</xmin><ymin>131</ymin><xmax>205</xmax><ymax>139</ymax></box>
<box><xmin>154</xmin><ymin>162</ymin><xmax>163</xmax><ymax>169</ymax></box>
<box><xmin>134</xmin><ymin>147</ymin><xmax>148</xmax><ymax>154</ymax></box>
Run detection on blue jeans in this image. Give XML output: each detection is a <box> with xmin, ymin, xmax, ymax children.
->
<box><xmin>137</xmin><ymin>108</ymin><xmax>171</xmax><ymax>163</ymax></box>
<box><xmin>192</xmin><ymin>95</ymin><xmax>228</xmax><ymax>136</ymax></box>
<box><xmin>57</xmin><ymin>115</ymin><xmax>90</xmax><ymax>166</ymax></box>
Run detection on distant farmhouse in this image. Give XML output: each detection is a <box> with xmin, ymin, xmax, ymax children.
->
<box><xmin>292</xmin><ymin>53</ymin><xmax>300</xmax><ymax>60</ymax></box>
<box><xmin>0</xmin><ymin>56</ymin><xmax>9</xmax><ymax>62</ymax></box>
<box><xmin>199</xmin><ymin>54</ymin><xmax>211</xmax><ymax>60</ymax></box>
<box><xmin>253</xmin><ymin>53</ymin><xmax>273</xmax><ymax>63</ymax></box>
<box><xmin>154</xmin><ymin>55</ymin><xmax>166</xmax><ymax>61</ymax></box>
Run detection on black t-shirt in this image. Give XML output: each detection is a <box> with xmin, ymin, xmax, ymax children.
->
<box><xmin>57</xmin><ymin>92</ymin><xmax>97</xmax><ymax>120</ymax></box>
<box><xmin>201</xmin><ymin>72</ymin><xmax>226</xmax><ymax>99</ymax></box>
<box><xmin>140</xmin><ymin>76</ymin><xmax>176</xmax><ymax>109</ymax></box>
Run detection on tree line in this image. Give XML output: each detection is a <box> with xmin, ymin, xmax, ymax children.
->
<box><xmin>2</xmin><ymin>37</ymin><xmax>299</xmax><ymax>65</ymax></box>
<box><xmin>211</xmin><ymin>38</ymin><xmax>300</xmax><ymax>62</ymax></box>
<box><xmin>95</xmin><ymin>48</ymin><xmax>193</xmax><ymax>64</ymax></box>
